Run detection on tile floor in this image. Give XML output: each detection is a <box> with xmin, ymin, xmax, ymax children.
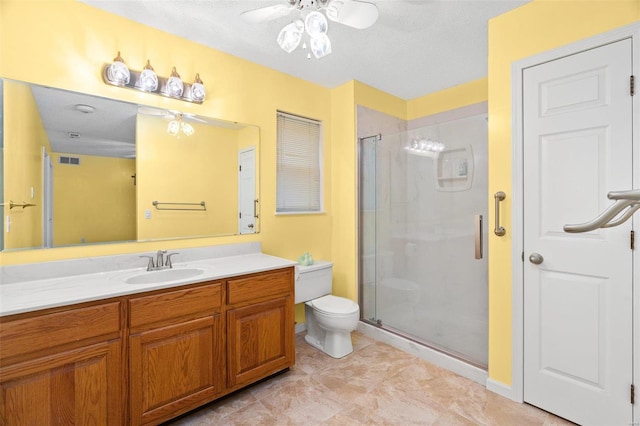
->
<box><xmin>165</xmin><ymin>332</ymin><xmax>575</xmax><ymax>425</ymax></box>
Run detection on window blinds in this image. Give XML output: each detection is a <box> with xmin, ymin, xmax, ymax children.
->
<box><xmin>276</xmin><ymin>112</ymin><xmax>322</xmax><ymax>213</ymax></box>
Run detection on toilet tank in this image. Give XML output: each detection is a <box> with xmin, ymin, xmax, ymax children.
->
<box><xmin>295</xmin><ymin>261</ymin><xmax>332</xmax><ymax>304</ymax></box>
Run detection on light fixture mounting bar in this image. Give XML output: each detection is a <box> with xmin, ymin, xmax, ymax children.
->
<box><xmin>101</xmin><ymin>64</ymin><xmax>204</xmax><ymax>104</ymax></box>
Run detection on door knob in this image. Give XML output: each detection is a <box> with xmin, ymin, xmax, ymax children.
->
<box><xmin>529</xmin><ymin>253</ymin><xmax>544</xmax><ymax>265</ymax></box>
<box><xmin>248</xmin><ymin>223</ymin><xmax>254</xmax><ymax>229</ymax></box>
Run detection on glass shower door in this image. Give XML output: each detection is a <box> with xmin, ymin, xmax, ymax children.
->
<box><xmin>359</xmin><ymin>113</ymin><xmax>488</xmax><ymax>368</ymax></box>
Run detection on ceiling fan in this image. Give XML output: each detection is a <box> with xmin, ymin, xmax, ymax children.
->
<box><xmin>138</xmin><ymin>107</ymin><xmax>205</xmax><ymax>137</ymax></box>
<box><xmin>241</xmin><ymin>0</ymin><xmax>379</xmax><ymax>59</ymax></box>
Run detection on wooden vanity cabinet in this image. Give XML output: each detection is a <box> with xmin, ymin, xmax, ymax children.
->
<box><xmin>226</xmin><ymin>268</ymin><xmax>295</xmax><ymax>390</ymax></box>
<box><xmin>0</xmin><ymin>300</ymin><xmax>124</xmax><ymax>426</ymax></box>
<box><xmin>0</xmin><ymin>265</ymin><xmax>295</xmax><ymax>426</ymax></box>
<box><xmin>128</xmin><ymin>281</ymin><xmax>224</xmax><ymax>426</ymax></box>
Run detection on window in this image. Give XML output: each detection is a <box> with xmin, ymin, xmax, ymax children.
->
<box><xmin>276</xmin><ymin>111</ymin><xmax>323</xmax><ymax>213</ymax></box>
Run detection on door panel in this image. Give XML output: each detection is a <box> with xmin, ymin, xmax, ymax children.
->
<box><xmin>523</xmin><ymin>39</ymin><xmax>633</xmax><ymax>425</ymax></box>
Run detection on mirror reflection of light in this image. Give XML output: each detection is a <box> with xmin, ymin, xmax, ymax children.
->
<box><xmin>405</xmin><ymin>138</ymin><xmax>445</xmax><ymax>158</ymax></box>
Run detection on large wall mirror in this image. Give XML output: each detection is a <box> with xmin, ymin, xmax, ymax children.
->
<box><xmin>1</xmin><ymin>79</ymin><xmax>260</xmax><ymax>252</ymax></box>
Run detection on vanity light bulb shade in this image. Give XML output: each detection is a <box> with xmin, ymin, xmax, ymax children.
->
<box><xmin>107</xmin><ymin>52</ymin><xmax>130</xmax><ymax>86</ymax></box>
<box><xmin>166</xmin><ymin>67</ymin><xmax>184</xmax><ymax>97</ymax></box>
<box><xmin>139</xmin><ymin>60</ymin><xmax>159</xmax><ymax>92</ymax></box>
<box><xmin>190</xmin><ymin>74</ymin><xmax>206</xmax><ymax>102</ymax></box>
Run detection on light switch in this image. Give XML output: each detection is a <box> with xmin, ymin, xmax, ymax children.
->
<box><xmin>145</xmin><ymin>209</ymin><xmax>151</xmax><ymax>219</ymax></box>
<box><xmin>30</xmin><ymin>187</ymin><xmax>35</xmax><ymax>199</ymax></box>
<box><xmin>5</xmin><ymin>215</ymin><xmax>10</xmax><ymax>233</ymax></box>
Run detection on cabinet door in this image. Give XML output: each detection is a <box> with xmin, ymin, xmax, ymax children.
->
<box><xmin>129</xmin><ymin>315</ymin><xmax>223</xmax><ymax>426</ymax></box>
<box><xmin>0</xmin><ymin>340</ymin><xmax>122</xmax><ymax>426</ymax></box>
<box><xmin>227</xmin><ymin>296</ymin><xmax>294</xmax><ymax>389</ymax></box>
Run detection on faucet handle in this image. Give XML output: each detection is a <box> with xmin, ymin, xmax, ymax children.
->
<box><xmin>139</xmin><ymin>255</ymin><xmax>155</xmax><ymax>271</ymax></box>
<box><xmin>165</xmin><ymin>252</ymin><xmax>179</xmax><ymax>268</ymax></box>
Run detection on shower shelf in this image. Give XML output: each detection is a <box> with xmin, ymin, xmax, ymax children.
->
<box><xmin>435</xmin><ymin>146</ymin><xmax>474</xmax><ymax>192</ymax></box>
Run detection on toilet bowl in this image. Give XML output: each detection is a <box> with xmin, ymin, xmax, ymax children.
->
<box><xmin>295</xmin><ymin>261</ymin><xmax>360</xmax><ymax>358</ymax></box>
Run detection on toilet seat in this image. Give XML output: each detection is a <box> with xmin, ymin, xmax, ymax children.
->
<box><xmin>309</xmin><ymin>295</ymin><xmax>359</xmax><ymax>315</ymax></box>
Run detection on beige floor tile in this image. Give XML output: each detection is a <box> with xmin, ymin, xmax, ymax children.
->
<box><xmin>164</xmin><ymin>332</ymin><xmax>576</xmax><ymax>426</ymax></box>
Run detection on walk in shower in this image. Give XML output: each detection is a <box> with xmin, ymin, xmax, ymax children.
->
<box><xmin>358</xmin><ymin>107</ymin><xmax>488</xmax><ymax>368</ymax></box>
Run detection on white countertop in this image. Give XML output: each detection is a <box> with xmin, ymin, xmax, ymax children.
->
<box><xmin>1</xmin><ymin>252</ymin><xmax>296</xmax><ymax>317</ymax></box>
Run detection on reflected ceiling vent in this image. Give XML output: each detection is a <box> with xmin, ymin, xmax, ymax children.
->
<box><xmin>59</xmin><ymin>156</ymin><xmax>80</xmax><ymax>165</ymax></box>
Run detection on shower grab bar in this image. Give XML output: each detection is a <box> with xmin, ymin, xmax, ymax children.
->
<box><xmin>474</xmin><ymin>214</ymin><xmax>483</xmax><ymax>259</ymax></box>
<box><xmin>494</xmin><ymin>191</ymin><xmax>506</xmax><ymax>237</ymax></box>
<box><xmin>563</xmin><ymin>189</ymin><xmax>640</xmax><ymax>233</ymax></box>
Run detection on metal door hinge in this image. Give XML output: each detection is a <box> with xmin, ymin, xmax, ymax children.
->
<box><xmin>239</xmin><ymin>165</ymin><xmax>242</xmax><ymax>171</ymax></box>
<box><xmin>631</xmin><ymin>75</ymin><xmax>635</xmax><ymax>96</ymax></box>
<box><xmin>631</xmin><ymin>384</ymin><xmax>635</xmax><ymax>404</ymax></box>
<box><xmin>631</xmin><ymin>230</ymin><xmax>635</xmax><ymax>250</ymax></box>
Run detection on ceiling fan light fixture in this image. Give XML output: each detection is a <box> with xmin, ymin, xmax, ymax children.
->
<box><xmin>165</xmin><ymin>66</ymin><xmax>184</xmax><ymax>98</ymax></box>
<box><xmin>310</xmin><ymin>33</ymin><xmax>332</xmax><ymax>58</ymax></box>
<box><xmin>277</xmin><ymin>19</ymin><xmax>304</xmax><ymax>53</ymax></box>
<box><xmin>181</xmin><ymin>122</ymin><xmax>195</xmax><ymax>136</ymax></box>
<box><xmin>304</xmin><ymin>11</ymin><xmax>328</xmax><ymax>36</ymax></box>
<box><xmin>139</xmin><ymin>59</ymin><xmax>159</xmax><ymax>92</ymax></box>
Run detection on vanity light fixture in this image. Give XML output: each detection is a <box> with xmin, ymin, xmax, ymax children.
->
<box><xmin>165</xmin><ymin>67</ymin><xmax>184</xmax><ymax>98</ymax></box>
<box><xmin>102</xmin><ymin>52</ymin><xmax>206</xmax><ymax>104</ymax></box>
<box><xmin>405</xmin><ymin>138</ymin><xmax>445</xmax><ymax>158</ymax></box>
<box><xmin>106</xmin><ymin>51</ymin><xmax>130</xmax><ymax>86</ymax></box>
<box><xmin>138</xmin><ymin>60</ymin><xmax>159</xmax><ymax>92</ymax></box>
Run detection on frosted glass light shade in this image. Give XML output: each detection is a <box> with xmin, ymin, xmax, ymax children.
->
<box><xmin>190</xmin><ymin>74</ymin><xmax>206</xmax><ymax>102</ymax></box>
<box><xmin>277</xmin><ymin>19</ymin><xmax>304</xmax><ymax>53</ymax></box>
<box><xmin>305</xmin><ymin>11</ymin><xmax>328</xmax><ymax>36</ymax></box>
<box><xmin>167</xmin><ymin>120</ymin><xmax>180</xmax><ymax>136</ymax></box>
<box><xmin>310</xmin><ymin>33</ymin><xmax>332</xmax><ymax>58</ymax></box>
<box><xmin>139</xmin><ymin>60</ymin><xmax>158</xmax><ymax>92</ymax></box>
<box><xmin>181</xmin><ymin>122</ymin><xmax>195</xmax><ymax>136</ymax></box>
<box><xmin>107</xmin><ymin>52</ymin><xmax>130</xmax><ymax>86</ymax></box>
<box><xmin>166</xmin><ymin>67</ymin><xmax>184</xmax><ymax>97</ymax></box>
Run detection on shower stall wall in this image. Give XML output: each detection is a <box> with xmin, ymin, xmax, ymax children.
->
<box><xmin>358</xmin><ymin>109</ymin><xmax>488</xmax><ymax>368</ymax></box>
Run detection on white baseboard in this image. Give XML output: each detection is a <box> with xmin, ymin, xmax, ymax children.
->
<box><xmin>486</xmin><ymin>378</ymin><xmax>516</xmax><ymax>401</ymax></box>
<box><xmin>295</xmin><ymin>323</ymin><xmax>306</xmax><ymax>334</ymax></box>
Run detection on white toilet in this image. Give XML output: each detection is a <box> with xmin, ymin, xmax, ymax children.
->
<box><xmin>295</xmin><ymin>261</ymin><xmax>360</xmax><ymax>358</ymax></box>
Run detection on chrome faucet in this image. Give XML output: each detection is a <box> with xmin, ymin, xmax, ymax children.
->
<box><xmin>156</xmin><ymin>250</ymin><xmax>167</xmax><ymax>268</ymax></box>
<box><xmin>140</xmin><ymin>250</ymin><xmax>178</xmax><ymax>271</ymax></box>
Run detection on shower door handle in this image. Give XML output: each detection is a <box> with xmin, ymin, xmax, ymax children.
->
<box><xmin>474</xmin><ymin>214</ymin><xmax>483</xmax><ymax>259</ymax></box>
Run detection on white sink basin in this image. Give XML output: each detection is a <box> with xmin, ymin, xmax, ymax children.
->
<box><xmin>125</xmin><ymin>268</ymin><xmax>205</xmax><ymax>284</ymax></box>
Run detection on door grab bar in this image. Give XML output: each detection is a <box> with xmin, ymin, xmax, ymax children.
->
<box><xmin>474</xmin><ymin>214</ymin><xmax>483</xmax><ymax>259</ymax></box>
<box><xmin>564</xmin><ymin>189</ymin><xmax>640</xmax><ymax>233</ymax></box>
<box><xmin>494</xmin><ymin>191</ymin><xmax>506</xmax><ymax>236</ymax></box>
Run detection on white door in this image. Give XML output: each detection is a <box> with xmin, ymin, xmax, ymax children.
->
<box><xmin>42</xmin><ymin>148</ymin><xmax>53</xmax><ymax>248</ymax></box>
<box><xmin>238</xmin><ymin>147</ymin><xmax>256</xmax><ymax>234</ymax></box>
<box><xmin>523</xmin><ymin>39</ymin><xmax>633</xmax><ymax>425</ymax></box>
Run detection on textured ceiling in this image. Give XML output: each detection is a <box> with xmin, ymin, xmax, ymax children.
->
<box><xmin>81</xmin><ymin>0</ymin><xmax>530</xmax><ymax>100</ymax></box>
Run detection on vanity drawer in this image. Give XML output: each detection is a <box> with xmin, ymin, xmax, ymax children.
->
<box><xmin>0</xmin><ymin>301</ymin><xmax>121</xmax><ymax>362</ymax></box>
<box><xmin>129</xmin><ymin>282</ymin><xmax>222</xmax><ymax>329</ymax></box>
<box><xmin>227</xmin><ymin>268</ymin><xmax>294</xmax><ymax>306</ymax></box>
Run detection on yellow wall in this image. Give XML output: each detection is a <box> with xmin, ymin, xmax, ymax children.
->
<box><xmin>53</xmin><ymin>153</ymin><xmax>135</xmax><ymax>246</ymax></box>
<box><xmin>0</xmin><ymin>0</ymin><xmax>332</xmax><ymax>267</ymax></box>
<box><xmin>136</xmin><ymin>114</ymin><xmax>238</xmax><ymax>240</ymax></box>
<box><xmin>407</xmin><ymin>78</ymin><xmax>488</xmax><ymax>120</ymax></box>
<box><xmin>3</xmin><ymin>80</ymin><xmax>49</xmax><ymax>249</ymax></box>
<box><xmin>487</xmin><ymin>0</ymin><xmax>640</xmax><ymax>385</ymax></box>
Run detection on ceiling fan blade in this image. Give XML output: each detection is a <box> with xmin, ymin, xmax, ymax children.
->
<box><xmin>240</xmin><ymin>4</ymin><xmax>294</xmax><ymax>23</ymax></box>
<box><xmin>326</xmin><ymin>0</ymin><xmax>378</xmax><ymax>29</ymax></box>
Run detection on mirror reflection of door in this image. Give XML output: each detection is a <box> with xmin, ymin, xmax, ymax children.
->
<box><xmin>238</xmin><ymin>147</ymin><xmax>256</xmax><ymax>234</ymax></box>
<box><xmin>42</xmin><ymin>147</ymin><xmax>53</xmax><ymax>248</ymax></box>
<box><xmin>238</xmin><ymin>147</ymin><xmax>258</xmax><ymax>234</ymax></box>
